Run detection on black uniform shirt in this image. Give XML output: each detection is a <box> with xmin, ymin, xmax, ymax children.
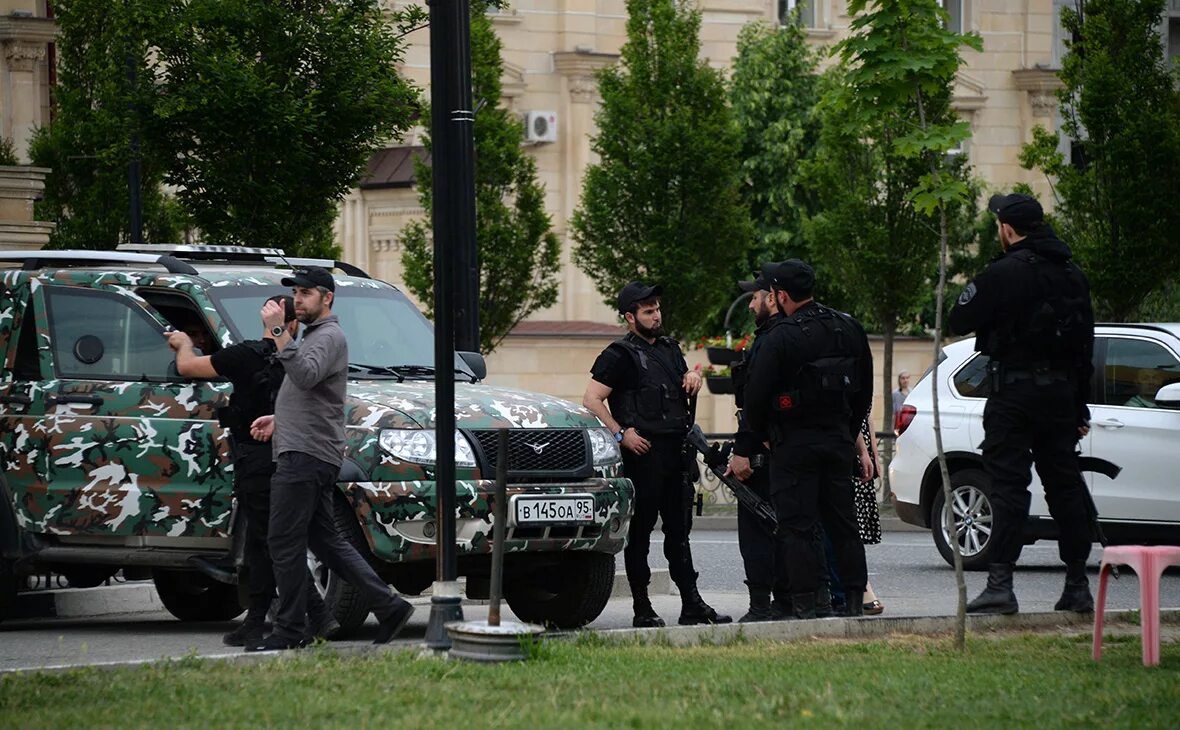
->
<box><xmin>590</xmin><ymin>335</ymin><xmax>688</xmax><ymax>446</ymax></box>
<box><xmin>744</xmin><ymin>302</ymin><xmax>874</xmax><ymax>441</ymax></box>
<box><xmin>210</xmin><ymin>339</ymin><xmax>278</xmax><ymax>475</ymax></box>
<box><xmin>733</xmin><ymin>314</ymin><xmax>784</xmax><ymax>458</ymax></box>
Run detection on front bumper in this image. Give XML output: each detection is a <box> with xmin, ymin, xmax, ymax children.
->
<box><xmin>338</xmin><ymin>477</ymin><xmax>634</xmax><ymax>564</ymax></box>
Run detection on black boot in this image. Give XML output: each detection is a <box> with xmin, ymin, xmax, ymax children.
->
<box><xmin>1054</xmin><ymin>560</ymin><xmax>1094</xmax><ymax>612</ymax></box>
<box><xmin>678</xmin><ymin>579</ymin><xmax>732</xmax><ymax>625</ymax></box>
<box><xmin>739</xmin><ymin>587</ymin><xmax>775</xmax><ymax>623</ymax></box>
<box><xmin>815</xmin><ymin>583</ymin><xmax>835</xmax><ymax>618</ymax></box>
<box><xmin>632</xmin><ymin>585</ymin><xmax>665</xmax><ymax>628</ymax></box>
<box><xmin>967</xmin><ymin>563</ymin><xmax>1019</xmax><ymax>615</ymax></box>
<box><xmin>223</xmin><ymin>616</ymin><xmax>266</xmax><ymax>647</ymax></box>
<box><xmin>843</xmin><ymin>590</ymin><xmax>865</xmax><ymax>617</ymax></box>
<box><xmin>790</xmin><ymin>592</ymin><xmax>817</xmax><ymax>620</ymax></box>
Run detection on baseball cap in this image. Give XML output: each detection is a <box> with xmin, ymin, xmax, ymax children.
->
<box><xmin>761</xmin><ymin>259</ymin><xmax>816</xmax><ymax>298</ymax></box>
<box><xmin>737</xmin><ymin>272</ymin><xmax>772</xmax><ymax>293</ymax></box>
<box><xmin>617</xmin><ymin>281</ymin><xmax>663</xmax><ymax>313</ymax></box>
<box><xmin>281</xmin><ymin>265</ymin><xmax>335</xmax><ymax>292</ymax></box>
<box><xmin>988</xmin><ymin>193</ymin><xmax>1044</xmax><ymax>229</ymax></box>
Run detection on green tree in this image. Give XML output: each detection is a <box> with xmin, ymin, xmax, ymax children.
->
<box><xmin>571</xmin><ymin>0</ymin><xmax>752</xmax><ymax>339</ymax></box>
<box><xmin>832</xmin><ymin>0</ymin><xmax>982</xmax><ymax>649</ymax></box>
<box><xmin>30</xmin><ymin>0</ymin><xmax>182</xmax><ymax>249</ymax></box>
<box><xmin>1019</xmin><ymin>0</ymin><xmax>1180</xmax><ymax>321</ymax></box>
<box><xmin>150</xmin><ymin>0</ymin><xmax>421</xmax><ymax>257</ymax></box>
<box><xmin>399</xmin><ymin>4</ymin><xmax>561</xmax><ymax>354</ymax></box>
<box><xmin>729</xmin><ymin>20</ymin><xmax>820</xmax><ymax>265</ymax></box>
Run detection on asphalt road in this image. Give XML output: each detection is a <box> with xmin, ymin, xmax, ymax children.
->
<box><xmin>3</xmin><ymin>531</ymin><xmax>1177</xmax><ymax>673</ymax></box>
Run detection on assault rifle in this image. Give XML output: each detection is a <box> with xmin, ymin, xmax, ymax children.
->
<box><xmin>685</xmin><ymin>425</ymin><xmax>777</xmax><ymax>529</ymax></box>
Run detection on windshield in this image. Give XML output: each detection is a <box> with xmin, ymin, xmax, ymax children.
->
<box><xmin>209</xmin><ymin>284</ymin><xmax>472</xmax><ymax>378</ymax></box>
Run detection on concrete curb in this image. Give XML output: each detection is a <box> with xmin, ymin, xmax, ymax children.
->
<box><xmin>585</xmin><ymin>607</ymin><xmax>1180</xmax><ymax>647</ymax></box>
<box><xmin>13</xmin><ymin>569</ymin><xmax>674</xmax><ymax>620</ymax></box>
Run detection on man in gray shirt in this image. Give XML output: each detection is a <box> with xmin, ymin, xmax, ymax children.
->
<box><xmin>247</xmin><ymin>266</ymin><xmax>413</xmax><ymax>651</ymax></box>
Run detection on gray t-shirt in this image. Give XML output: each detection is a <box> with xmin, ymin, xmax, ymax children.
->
<box><xmin>273</xmin><ymin>314</ymin><xmax>348</xmax><ymax>467</ymax></box>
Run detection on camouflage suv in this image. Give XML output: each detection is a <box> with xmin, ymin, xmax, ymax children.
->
<box><xmin>0</xmin><ymin>246</ymin><xmax>632</xmax><ymax>631</ymax></box>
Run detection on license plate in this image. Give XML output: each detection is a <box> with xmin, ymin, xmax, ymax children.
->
<box><xmin>511</xmin><ymin>495</ymin><xmax>596</xmax><ymax>525</ymax></box>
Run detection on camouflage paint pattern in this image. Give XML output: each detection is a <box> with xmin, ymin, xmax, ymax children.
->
<box><xmin>0</xmin><ymin>263</ymin><xmax>631</xmax><ymax>561</ymax></box>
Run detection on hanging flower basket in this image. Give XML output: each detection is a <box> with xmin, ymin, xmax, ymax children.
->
<box><xmin>706</xmin><ymin>347</ymin><xmax>741</xmax><ymax>366</ymax></box>
<box><xmin>705</xmin><ymin>375</ymin><xmax>733</xmax><ymax>395</ymax></box>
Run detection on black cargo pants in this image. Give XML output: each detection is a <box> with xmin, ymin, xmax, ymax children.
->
<box><xmin>736</xmin><ymin>460</ymin><xmax>778</xmax><ymax>593</ymax></box>
<box><xmin>622</xmin><ymin>437</ymin><xmax>698</xmax><ymax>591</ymax></box>
<box><xmin>981</xmin><ymin>379</ymin><xmax>1093</xmax><ymax>566</ymax></box>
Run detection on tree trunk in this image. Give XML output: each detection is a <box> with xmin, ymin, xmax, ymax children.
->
<box><xmin>881</xmin><ymin>316</ymin><xmax>896</xmax><ymax>502</ymax></box>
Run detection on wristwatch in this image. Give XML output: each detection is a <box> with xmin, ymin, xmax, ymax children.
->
<box><xmin>614</xmin><ymin>429</ymin><xmax>625</xmax><ymax>443</ymax></box>
<box><xmin>270</xmin><ymin>325</ymin><xmax>284</xmax><ymax>338</ymax></box>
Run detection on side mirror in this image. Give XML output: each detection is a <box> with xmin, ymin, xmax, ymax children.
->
<box><xmin>1154</xmin><ymin>382</ymin><xmax>1180</xmax><ymax>409</ymax></box>
<box><xmin>458</xmin><ymin>351</ymin><xmax>486</xmax><ymax>381</ymax></box>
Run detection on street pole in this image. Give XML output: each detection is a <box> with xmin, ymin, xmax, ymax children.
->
<box><xmin>452</xmin><ymin>5</ymin><xmax>480</xmax><ymax>354</ymax></box>
<box><xmin>423</xmin><ymin>0</ymin><xmax>477</xmax><ymax>651</ymax></box>
<box><xmin>125</xmin><ymin>0</ymin><xmax>142</xmax><ymax>244</ymax></box>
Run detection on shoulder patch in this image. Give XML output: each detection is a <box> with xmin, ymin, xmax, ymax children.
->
<box><xmin>957</xmin><ymin>282</ymin><xmax>977</xmax><ymax>306</ymax></box>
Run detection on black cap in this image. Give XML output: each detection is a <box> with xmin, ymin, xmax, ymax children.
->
<box><xmin>761</xmin><ymin>259</ymin><xmax>815</xmax><ymax>298</ymax></box>
<box><xmin>266</xmin><ymin>294</ymin><xmax>297</xmax><ymax>323</ymax></box>
<box><xmin>737</xmin><ymin>272</ymin><xmax>771</xmax><ymax>293</ymax></box>
<box><xmin>281</xmin><ymin>265</ymin><xmax>335</xmax><ymax>292</ymax></box>
<box><xmin>988</xmin><ymin>193</ymin><xmax>1044</xmax><ymax>229</ymax></box>
<box><xmin>617</xmin><ymin>281</ymin><xmax>663</xmax><ymax>313</ymax></box>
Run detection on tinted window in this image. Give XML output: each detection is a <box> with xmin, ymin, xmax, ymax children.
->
<box><xmin>45</xmin><ymin>288</ymin><xmax>174</xmax><ymax>380</ymax></box>
<box><xmin>1101</xmin><ymin>337</ymin><xmax>1180</xmax><ymax>408</ymax></box>
<box><xmin>209</xmin><ymin>284</ymin><xmax>469</xmax><ymax>375</ymax></box>
<box><xmin>953</xmin><ymin>353</ymin><xmax>991</xmax><ymax>399</ymax></box>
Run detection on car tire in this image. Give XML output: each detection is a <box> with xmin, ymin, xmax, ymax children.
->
<box><xmin>0</xmin><ymin>557</ymin><xmax>17</xmax><ymax>623</ymax></box>
<box><xmin>61</xmin><ymin>567</ymin><xmax>118</xmax><ymax>589</ymax></box>
<box><xmin>504</xmin><ymin>552</ymin><xmax>615</xmax><ymax>629</ymax></box>
<box><xmin>931</xmin><ymin>468</ymin><xmax>997</xmax><ymax>571</ymax></box>
<box><xmin>153</xmin><ymin>569</ymin><xmax>245</xmax><ymax>622</ymax></box>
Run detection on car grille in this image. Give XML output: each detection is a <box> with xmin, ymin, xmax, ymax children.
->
<box><xmin>469</xmin><ymin>429</ymin><xmax>591</xmax><ymax>479</ymax></box>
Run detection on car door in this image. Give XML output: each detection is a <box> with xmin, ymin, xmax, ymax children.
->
<box><xmin>1087</xmin><ymin>333</ymin><xmax>1180</xmax><ymax>523</ymax></box>
<box><xmin>31</xmin><ymin>283</ymin><xmax>234</xmax><ymax>539</ymax></box>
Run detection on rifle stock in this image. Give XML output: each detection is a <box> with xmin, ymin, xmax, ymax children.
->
<box><xmin>685</xmin><ymin>425</ymin><xmax>777</xmax><ymax>528</ymax></box>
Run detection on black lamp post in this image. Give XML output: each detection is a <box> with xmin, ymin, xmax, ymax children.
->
<box><xmin>423</xmin><ymin>0</ymin><xmax>478</xmax><ymax>650</ymax></box>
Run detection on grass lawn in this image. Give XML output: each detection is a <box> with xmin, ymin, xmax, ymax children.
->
<box><xmin>1</xmin><ymin>631</ymin><xmax>1178</xmax><ymax>728</ymax></box>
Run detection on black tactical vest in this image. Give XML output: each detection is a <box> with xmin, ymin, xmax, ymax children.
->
<box><xmin>606</xmin><ymin>334</ymin><xmax>690</xmax><ymax>436</ymax></box>
<box><xmin>218</xmin><ymin>339</ymin><xmax>285</xmax><ymax>444</ymax></box>
<box><xmin>773</xmin><ymin>305</ymin><xmax>860</xmax><ymax>426</ymax></box>
<box><xmin>1000</xmin><ymin>250</ymin><xmax>1091</xmax><ymax>370</ymax></box>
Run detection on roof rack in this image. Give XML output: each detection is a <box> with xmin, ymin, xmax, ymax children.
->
<box><xmin>0</xmin><ymin>250</ymin><xmax>200</xmax><ymax>276</ymax></box>
<box><xmin>116</xmin><ymin>244</ymin><xmax>371</xmax><ymax>279</ymax></box>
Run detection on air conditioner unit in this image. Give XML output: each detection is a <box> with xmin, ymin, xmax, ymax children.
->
<box><xmin>524</xmin><ymin>111</ymin><xmax>558</xmax><ymax>144</ymax></box>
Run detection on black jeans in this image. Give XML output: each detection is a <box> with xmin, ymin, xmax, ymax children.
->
<box><xmin>622</xmin><ymin>441</ymin><xmax>698</xmax><ymax>590</ymax></box>
<box><xmin>736</xmin><ymin>462</ymin><xmax>778</xmax><ymax>593</ymax></box>
<box><xmin>268</xmin><ymin>451</ymin><xmax>397</xmax><ymax>640</ymax></box>
<box><xmin>981</xmin><ymin>381</ymin><xmax>1093</xmax><ymax>565</ymax></box>
<box><xmin>770</xmin><ymin>433</ymin><xmax>866</xmax><ymax>596</ymax></box>
<box><xmin>236</xmin><ymin>472</ymin><xmax>327</xmax><ymax>626</ymax></box>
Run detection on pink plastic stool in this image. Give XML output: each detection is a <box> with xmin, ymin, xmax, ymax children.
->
<box><xmin>1092</xmin><ymin>545</ymin><xmax>1180</xmax><ymax>666</ymax></box>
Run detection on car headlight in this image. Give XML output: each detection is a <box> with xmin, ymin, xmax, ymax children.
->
<box><xmin>588</xmin><ymin>427</ymin><xmax>621</xmax><ymax>466</ymax></box>
<box><xmin>378</xmin><ymin>429</ymin><xmax>477</xmax><ymax>467</ymax></box>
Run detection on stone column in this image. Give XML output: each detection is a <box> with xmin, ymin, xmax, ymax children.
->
<box><xmin>552</xmin><ymin>50</ymin><xmax>617</xmax><ymax>322</ymax></box>
<box><xmin>0</xmin><ymin>16</ymin><xmax>57</xmax><ymax>162</ymax></box>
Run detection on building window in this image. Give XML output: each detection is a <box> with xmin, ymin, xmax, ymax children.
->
<box><xmin>943</xmin><ymin>0</ymin><xmax>963</xmax><ymax>33</ymax></box>
<box><xmin>779</xmin><ymin>0</ymin><xmax>817</xmax><ymax>29</ymax></box>
<box><xmin>1169</xmin><ymin>14</ymin><xmax>1180</xmax><ymax>69</ymax></box>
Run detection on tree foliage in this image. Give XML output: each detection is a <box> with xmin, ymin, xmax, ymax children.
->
<box><xmin>571</xmin><ymin>0</ymin><xmax>752</xmax><ymax>339</ymax></box>
<box><xmin>150</xmin><ymin>0</ymin><xmax>421</xmax><ymax>256</ymax></box>
<box><xmin>32</xmin><ymin>0</ymin><xmax>420</xmax><ymax>256</ymax></box>
<box><xmin>400</xmin><ymin>3</ymin><xmax>561</xmax><ymax>354</ymax></box>
<box><xmin>1019</xmin><ymin>0</ymin><xmax>1180</xmax><ymax>321</ymax></box>
<box><xmin>30</xmin><ymin>0</ymin><xmax>182</xmax><ymax>249</ymax></box>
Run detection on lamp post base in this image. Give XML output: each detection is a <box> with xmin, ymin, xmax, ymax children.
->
<box><xmin>423</xmin><ymin>581</ymin><xmax>464</xmax><ymax>650</ymax></box>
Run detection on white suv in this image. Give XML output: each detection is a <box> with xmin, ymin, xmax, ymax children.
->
<box><xmin>890</xmin><ymin>325</ymin><xmax>1180</xmax><ymax>569</ymax></box>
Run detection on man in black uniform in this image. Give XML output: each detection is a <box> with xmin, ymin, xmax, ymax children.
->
<box><xmin>726</xmin><ymin>272</ymin><xmax>785</xmax><ymax>622</ymax></box>
<box><xmin>744</xmin><ymin>260</ymin><xmax>873</xmax><ymax>619</ymax></box>
<box><xmin>167</xmin><ymin>295</ymin><xmax>336</xmax><ymax>646</ymax></box>
<box><xmin>583</xmin><ymin>282</ymin><xmax>731</xmax><ymax>627</ymax></box>
<box><xmin>949</xmin><ymin>193</ymin><xmax>1096</xmax><ymax>615</ymax></box>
